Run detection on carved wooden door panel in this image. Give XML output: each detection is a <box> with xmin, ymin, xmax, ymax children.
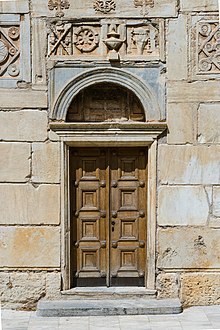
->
<box><xmin>70</xmin><ymin>148</ymin><xmax>108</xmax><ymax>286</ymax></box>
<box><xmin>110</xmin><ymin>148</ymin><xmax>147</xmax><ymax>286</ymax></box>
<box><xmin>70</xmin><ymin>148</ymin><xmax>147</xmax><ymax>287</ymax></box>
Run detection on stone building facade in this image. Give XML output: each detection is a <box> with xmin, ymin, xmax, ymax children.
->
<box><xmin>0</xmin><ymin>0</ymin><xmax>220</xmax><ymax>310</ymax></box>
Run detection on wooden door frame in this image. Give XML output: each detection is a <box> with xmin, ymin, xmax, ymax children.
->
<box><xmin>51</xmin><ymin>122</ymin><xmax>166</xmax><ymax>291</ymax></box>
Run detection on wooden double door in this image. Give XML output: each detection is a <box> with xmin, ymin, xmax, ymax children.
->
<box><xmin>70</xmin><ymin>147</ymin><xmax>147</xmax><ymax>287</ymax></box>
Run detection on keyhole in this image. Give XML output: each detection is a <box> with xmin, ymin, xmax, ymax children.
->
<box><xmin>112</xmin><ymin>226</ymin><xmax>115</xmax><ymax>232</ymax></box>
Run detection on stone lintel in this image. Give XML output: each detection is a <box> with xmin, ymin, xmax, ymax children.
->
<box><xmin>50</xmin><ymin>122</ymin><xmax>167</xmax><ymax>146</ymax></box>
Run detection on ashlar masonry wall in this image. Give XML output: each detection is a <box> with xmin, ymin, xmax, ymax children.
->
<box><xmin>156</xmin><ymin>0</ymin><xmax>220</xmax><ymax>306</ymax></box>
<box><xmin>0</xmin><ymin>0</ymin><xmax>220</xmax><ymax>309</ymax></box>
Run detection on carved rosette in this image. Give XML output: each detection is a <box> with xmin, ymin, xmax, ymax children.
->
<box><xmin>0</xmin><ymin>25</ymin><xmax>20</xmax><ymax>78</ymax></box>
<box><xmin>196</xmin><ymin>21</ymin><xmax>220</xmax><ymax>74</ymax></box>
<box><xmin>74</xmin><ymin>27</ymin><xmax>99</xmax><ymax>53</ymax></box>
<box><xmin>93</xmin><ymin>0</ymin><xmax>116</xmax><ymax>14</ymax></box>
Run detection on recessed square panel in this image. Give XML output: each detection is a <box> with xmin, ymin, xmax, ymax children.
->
<box><xmin>120</xmin><ymin>189</ymin><xmax>137</xmax><ymax>210</ymax></box>
<box><xmin>81</xmin><ymin>218</ymin><xmax>99</xmax><ymax>240</ymax></box>
<box><xmin>82</xmin><ymin>159</ymin><xmax>97</xmax><ymax>178</ymax></box>
<box><xmin>120</xmin><ymin>158</ymin><xmax>137</xmax><ymax>178</ymax></box>
<box><xmin>120</xmin><ymin>219</ymin><xmax>137</xmax><ymax>240</ymax></box>
<box><xmin>81</xmin><ymin>249</ymin><xmax>99</xmax><ymax>271</ymax></box>
<box><xmin>82</xmin><ymin>190</ymin><xmax>98</xmax><ymax>209</ymax></box>
<box><xmin>120</xmin><ymin>250</ymin><xmax>137</xmax><ymax>270</ymax></box>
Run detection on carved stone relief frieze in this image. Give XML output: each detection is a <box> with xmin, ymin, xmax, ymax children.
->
<box><xmin>49</xmin><ymin>22</ymin><xmax>101</xmax><ymax>56</ymax></box>
<box><xmin>74</xmin><ymin>27</ymin><xmax>99</xmax><ymax>53</ymax></box>
<box><xmin>0</xmin><ymin>25</ymin><xmax>20</xmax><ymax>78</ymax></box>
<box><xmin>48</xmin><ymin>19</ymin><xmax>163</xmax><ymax>61</ymax></box>
<box><xmin>127</xmin><ymin>23</ymin><xmax>158</xmax><ymax>56</ymax></box>
<box><xmin>0</xmin><ymin>14</ymin><xmax>30</xmax><ymax>87</ymax></box>
<box><xmin>48</xmin><ymin>0</ymin><xmax>70</xmax><ymax>17</ymax></box>
<box><xmin>197</xmin><ymin>20</ymin><xmax>220</xmax><ymax>74</ymax></box>
<box><xmin>93</xmin><ymin>0</ymin><xmax>116</xmax><ymax>14</ymax></box>
<box><xmin>191</xmin><ymin>16</ymin><xmax>220</xmax><ymax>79</ymax></box>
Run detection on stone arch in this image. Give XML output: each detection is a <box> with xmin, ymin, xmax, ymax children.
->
<box><xmin>51</xmin><ymin>67</ymin><xmax>161</xmax><ymax>121</ymax></box>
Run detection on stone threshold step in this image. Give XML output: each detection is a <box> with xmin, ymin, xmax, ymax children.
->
<box><xmin>61</xmin><ymin>286</ymin><xmax>156</xmax><ymax>299</ymax></box>
<box><xmin>37</xmin><ymin>298</ymin><xmax>182</xmax><ymax>317</ymax></box>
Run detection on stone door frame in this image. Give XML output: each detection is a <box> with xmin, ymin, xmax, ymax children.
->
<box><xmin>51</xmin><ymin>122</ymin><xmax>166</xmax><ymax>290</ymax></box>
<box><xmin>50</xmin><ymin>67</ymin><xmax>166</xmax><ymax>290</ymax></box>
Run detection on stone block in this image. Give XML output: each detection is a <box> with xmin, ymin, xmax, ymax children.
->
<box><xmin>0</xmin><ymin>227</ymin><xmax>60</xmax><ymax>268</ymax></box>
<box><xmin>167</xmin><ymin>15</ymin><xmax>188</xmax><ymax>81</ymax></box>
<box><xmin>32</xmin><ymin>142</ymin><xmax>60</xmax><ymax>183</ymax></box>
<box><xmin>198</xmin><ymin>104</ymin><xmax>220</xmax><ymax>144</ymax></box>
<box><xmin>156</xmin><ymin>273</ymin><xmax>179</xmax><ymax>299</ymax></box>
<box><xmin>168</xmin><ymin>81</ymin><xmax>220</xmax><ymax>103</ymax></box>
<box><xmin>0</xmin><ymin>272</ymin><xmax>10</xmax><ymax>297</ymax></box>
<box><xmin>0</xmin><ymin>1</ymin><xmax>29</xmax><ymax>13</ymax></box>
<box><xmin>157</xmin><ymin>227</ymin><xmax>220</xmax><ymax>269</ymax></box>
<box><xmin>167</xmin><ymin>103</ymin><xmax>197</xmax><ymax>144</ymax></box>
<box><xmin>1</xmin><ymin>272</ymin><xmax>46</xmax><ymax>309</ymax></box>
<box><xmin>0</xmin><ymin>110</ymin><xmax>48</xmax><ymax>142</ymax></box>
<box><xmin>213</xmin><ymin>187</ymin><xmax>220</xmax><ymax>217</ymax></box>
<box><xmin>158</xmin><ymin>186</ymin><xmax>209</xmax><ymax>226</ymax></box>
<box><xmin>0</xmin><ymin>90</ymin><xmax>47</xmax><ymax>108</ymax></box>
<box><xmin>0</xmin><ymin>143</ymin><xmax>30</xmax><ymax>182</ymax></box>
<box><xmin>158</xmin><ymin>145</ymin><xmax>220</xmax><ymax>185</ymax></box>
<box><xmin>180</xmin><ymin>0</ymin><xmax>218</xmax><ymax>11</ymax></box>
<box><xmin>180</xmin><ymin>273</ymin><xmax>220</xmax><ymax>306</ymax></box>
<box><xmin>45</xmin><ymin>272</ymin><xmax>61</xmax><ymax>299</ymax></box>
<box><xmin>0</xmin><ymin>184</ymin><xmax>60</xmax><ymax>225</ymax></box>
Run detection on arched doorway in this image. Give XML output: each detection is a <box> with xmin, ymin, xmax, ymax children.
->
<box><xmin>50</xmin><ymin>68</ymin><xmax>166</xmax><ymax>290</ymax></box>
<box><xmin>68</xmin><ymin>83</ymin><xmax>147</xmax><ymax>287</ymax></box>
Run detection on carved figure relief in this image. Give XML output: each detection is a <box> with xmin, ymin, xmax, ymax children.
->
<box><xmin>196</xmin><ymin>21</ymin><xmax>220</xmax><ymax>74</ymax></box>
<box><xmin>48</xmin><ymin>0</ymin><xmax>70</xmax><ymax>17</ymax></box>
<box><xmin>127</xmin><ymin>23</ymin><xmax>159</xmax><ymax>56</ymax></box>
<box><xmin>134</xmin><ymin>0</ymin><xmax>154</xmax><ymax>15</ymax></box>
<box><xmin>93</xmin><ymin>0</ymin><xmax>116</xmax><ymax>14</ymax></box>
<box><xmin>74</xmin><ymin>27</ymin><xmax>99</xmax><ymax>53</ymax></box>
<box><xmin>0</xmin><ymin>25</ymin><xmax>20</xmax><ymax>78</ymax></box>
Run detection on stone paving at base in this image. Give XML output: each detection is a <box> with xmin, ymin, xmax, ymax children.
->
<box><xmin>2</xmin><ymin>305</ymin><xmax>220</xmax><ymax>330</ymax></box>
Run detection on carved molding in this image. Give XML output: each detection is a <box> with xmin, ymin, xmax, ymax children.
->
<box><xmin>93</xmin><ymin>0</ymin><xmax>116</xmax><ymax>14</ymax></box>
<box><xmin>48</xmin><ymin>0</ymin><xmax>70</xmax><ymax>17</ymax></box>
<box><xmin>0</xmin><ymin>25</ymin><xmax>20</xmax><ymax>78</ymax></box>
<box><xmin>51</xmin><ymin>67</ymin><xmax>161</xmax><ymax>121</ymax></box>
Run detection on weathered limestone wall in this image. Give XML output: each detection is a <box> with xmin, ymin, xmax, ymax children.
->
<box><xmin>0</xmin><ymin>1</ymin><xmax>61</xmax><ymax>309</ymax></box>
<box><xmin>156</xmin><ymin>0</ymin><xmax>220</xmax><ymax>306</ymax></box>
<box><xmin>0</xmin><ymin>0</ymin><xmax>220</xmax><ymax>309</ymax></box>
